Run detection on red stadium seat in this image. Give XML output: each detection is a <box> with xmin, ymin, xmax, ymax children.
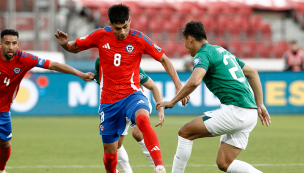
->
<box><xmin>131</xmin><ymin>16</ymin><xmax>148</xmax><ymax>33</ymax></box>
<box><xmin>248</xmin><ymin>16</ymin><xmax>262</xmax><ymax>37</ymax></box>
<box><xmin>19</xmin><ymin>41</ymin><xmax>35</xmax><ymax>50</ymax></box>
<box><xmin>257</xmin><ymin>43</ymin><xmax>273</xmax><ymax>58</ymax></box>
<box><xmin>260</xmin><ymin>23</ymin><xmax>272</xmax><ymax>38</ymax></box>
<box><xmin>162</xmin><ymin>41</ymin><xmax>179</xmax><ymax>58</ymax></box>
<box><xmin>200</xmin><ymin>16</ymin><xmax>216</xmax><ymax>33</ymax></box>
<box><xmin>210</xmin><ymin>39</ymin><xmax>227</xmax><ymax>49</ymax></box>
<box><xmin>272</xmin><ymin>40</ymin><xmax>289</xmax><ymax>58</ymax></box>
<box><xmin>216</xmin><ymin>16</ymin><xmax>230</xmax><ymax>37</ymax></box>
<box><xmin>228</xmin><ymin>40</ymin><xmax>243</xmax><ymax>58</ymax></box>
<box><xmin>228</xmin><ymin>16</ymin><xmax>249</xmax><ymax>38</ymax></box>
<box><xmin>177</xmin><ymin>43</ymin><xmax>189</xmax><ymax>57</ymax></box>
<box><xmin>242</xmin><ymin>40</ymin><xmax>258</xmax><ymax>58</ymax></box>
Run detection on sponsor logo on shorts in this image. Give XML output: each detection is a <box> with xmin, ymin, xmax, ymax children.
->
<box><xmin>137</xmin><ymin>100</ymin><xmax>145</xmax><ymax>104</ymax></box>
<box><xmin>7</xmin><ymin>133</ymin><xmax>12</xmax><ymax>138</ymax></box>
<box><xmin>99</xmin><ymin>124</ymin><xmax>104</xmax><ymax>132</ymax></box>
<box><xmin>14</xmin><ymin>67</ymin><xmax>21</xmax><ymax>74</ymax></box>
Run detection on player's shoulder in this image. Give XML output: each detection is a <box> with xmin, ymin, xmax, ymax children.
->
<box><xmin>15</xmin><ymin>49</ymin><xmax>38</xmax><ymax>61</ymax></box>
<box><xmin>89</xmin><ymin>26</ymin><xmax>113</xmax><ymax>36</ymax></box>
<box><xmin>129</xmin><ymin>29</ymin><xmax>153</xmax><ymax>46</ymax></box>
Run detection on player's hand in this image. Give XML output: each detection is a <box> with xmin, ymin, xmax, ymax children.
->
<box><xmin>176</xmin><ymin>89</ymin><xmax>190</xmax><ymax>106</ymax></box>
<box><xmin>55</xmin><ymin>30</ymin><xmax>69</xmax><ymax>46</ymax></box>
<box><xmin>155</xmin><ymin>108</ymin><xmax>165</xmax><ymax>129</ymax></box>
<box><xmin>81</xmin><ymin>72</ymin><xmax>95</xmax><ymax>81</ymax></box>
<box><xmin>156</xmin><ymin>101</ymin><xmax>175</xmax><ymax>110</ymax></box>
<box><xmin>257</xmin><ymin>104</ymin><xmax>271</xmax><ymax>127</ymax></box>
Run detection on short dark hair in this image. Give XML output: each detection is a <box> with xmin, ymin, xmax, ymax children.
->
<box><xmin>108</xmin><ymin>4</ymin><xmax>130</xmax><ymax>24</ymax></box>
<box><xmin>182</xmin><ymin>21</ymin><xmax>207</xmax><ymax>41</ymax></box>
<box><xmin>1</xmin><ymin>29</ymin><xmax>19</xmax><ymax>39</ymax></box>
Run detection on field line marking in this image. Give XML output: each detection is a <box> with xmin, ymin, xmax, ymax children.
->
<box><xmin>6</xmin><ymin>163</ymin><xmax>304</xmax><ymax>169</ymax></box>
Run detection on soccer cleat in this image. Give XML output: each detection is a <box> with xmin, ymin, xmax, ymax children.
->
<box><xmin>155</xmin><ymin>165</ymin><xmax>166</xmax><ymax>173</ymax></box>
<box><xmin>116</xmin><ymin>170</ymin><xmax>120</xmax><ymax>173</ymax></box>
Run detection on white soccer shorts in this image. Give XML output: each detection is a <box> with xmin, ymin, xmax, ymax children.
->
<box><xmin>121</xmin><ymin>101</ymin><xmax>152</xmax><ymax>136</ymax></box>
<box><xmin>204</xmin><ymin>104</ymin><xmax>258</xmax><ymax>150</ymax></box>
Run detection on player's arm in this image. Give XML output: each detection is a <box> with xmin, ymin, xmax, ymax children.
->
<box><xmin>242</xmin><ymin>64</ymin><xmax>271</xmax><ymax>126</ymax></box>
<box><xmin>48</xmin><ymin>61</ymin><xmax>94</xmax><ymax>81</ymax></box>
<box><xmin>55</xmin><ymin>30</ymin><xmax>81</xmax><ymax>53</ymax></box>
<box><xmin>142</xmin><ymin>78</ymin><xmax>165</xmax><ymax>128</ymax></box>
<box><xmin>156</xmin><ymin>67</ymin><xmax>205</xmax><ymax>110</ymax></box>
<box><xmin>158</xmin><ymin>53</ymin><xmax>190</xmax><ymax>106</ymax></box>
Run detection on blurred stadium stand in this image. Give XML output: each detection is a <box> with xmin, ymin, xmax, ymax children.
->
<box><xmin>1</xmin><ymin>0</ymin><xmax>304</xmax><ymax>69</ymax></box>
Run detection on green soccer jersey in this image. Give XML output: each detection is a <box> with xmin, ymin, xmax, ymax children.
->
<box><xmin>94</xmin><ymin>57</ymin><xmax>149</xmax><ymax>87</ymax></box>
<box><xmin>193</xmin><ymin>43</ymin><xmax>257</xmax><ymax>109</ymax></box>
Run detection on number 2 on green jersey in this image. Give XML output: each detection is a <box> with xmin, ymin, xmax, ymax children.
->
<box><xmin>223</xmin><ymin>55</ymin><xmax>245</xmax><ymax>82</ymax></box>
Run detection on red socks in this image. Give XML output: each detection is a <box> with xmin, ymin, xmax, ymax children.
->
<box><xmin>0</xmin><ymin>147</ymin><xmax>11</xmax><ymax>171</ymax></box>
<box><xmin>136</xmin><ymin>114</ymin><xmax>163</xmax><ymax>167</ymax></box>
<box><xmin>103</xmin><ymin>151</ymin><xmax>117</xmax><ymax>173</ymax></box>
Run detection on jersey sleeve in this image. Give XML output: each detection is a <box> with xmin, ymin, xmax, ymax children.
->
<box><xmin>137</xmin><ymin>32</ymin><xmax>164</xmax><ymax>61</ymax></box>
<box><xmin>139</xmin><ymin>67</ymin><xmax>149</xmax><ymax>84</ymax></box>
<box><xmin>94</xmin><ymin>57</ymin><xmax>100</xmax><ymax>84</ymax></box>
<box><xmin>35</xmin><ymin>58</ymin><xmax>50</xmax><ymax>69</ymax></box>
<box><xmin>193</xmin><ymin>51</ymin><xmax>210</xmax><ymax>71</ymax></box>
<box><xmin>76</xmin><ymin>28</ymin><xmax>103</xmax><ymax>51</ymax></box>
<box><xmin>235</xmin><ymin>56</ymin><xmax>245</xmax><ymax>68</ymax></box>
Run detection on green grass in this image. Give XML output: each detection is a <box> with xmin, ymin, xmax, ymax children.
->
<box><xmin>7</xmin><ymin>115</ymin><xmax>304</xmax><ymax>173</ymax></box>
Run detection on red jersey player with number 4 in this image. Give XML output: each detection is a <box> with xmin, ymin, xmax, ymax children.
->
<box><xmin>0</xmin><ymin>29</ymin><xmax>94</xmax><ymax>173</ymax></box>
<box><xmin>55</xmin><ymin>4</ymin><xmax>189</xmax><ymax>173</ymax></box>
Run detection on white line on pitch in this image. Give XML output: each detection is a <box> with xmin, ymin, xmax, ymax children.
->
<box><xmin>6</xmin><ymin>163</ymin><xmax>304</xmax><ymax>169</ymax></box>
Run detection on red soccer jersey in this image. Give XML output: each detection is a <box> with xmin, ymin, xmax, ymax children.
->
<box><xmin>0</xmin><ymin>49</ymin><xmax>50</xmax><ymax>112</ymax></box>
<box><xmin>76</xmin><ymin>27</ymin><xmax>164</xmax><ymax>104</ymax></box>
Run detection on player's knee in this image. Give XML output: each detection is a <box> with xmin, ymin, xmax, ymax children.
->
<box><xmin>216</xmin><ymin>159</ymin><xmax>229</xmax><ymax>172</ymax></box>
<box><xmin>132</xmin><ymin>128</ymin><xmax>143</xmax><ymax>142</ymax></box>
<box><xmin>0</xmin><ymin>140</ymin><xmax>11</xmax><ymax>150</ymax></box>
<box><xmin>178</xmin><ymin>123</ymin><xmax>191</xmax><ymax>139</ymax></box>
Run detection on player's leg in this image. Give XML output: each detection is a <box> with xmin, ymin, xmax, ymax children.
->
<box><xmin>172</xmin><ymin>115</ymin><xmax>213</xmax><ymax>173</ymax></box>
<box><xmin>103</xmin><ymin>136</ymin><xmax>119</xmax><ymax>173</ymax></box>
<box><xmin>0</xmin><ymin>140</ymin><xmax>11</xmax><ymax>172</ymax></box>
<box><xmin>217</xmin><ymin>142</ymin><xmax>262</xmax><ymax>173</ymax></box>
<box><xmin>135</xmin><ymin>109</ymin><xmax>164</xmax><ymax>168</ymax></box>
<box><xmin>0</xmin><ymin>112</ymin><xmax>12</xmax><ymax>172</ymax></box>
<box><xmin>132</xmin><ymin>126</ymin><xmax>154</xmax><ymax>168</ymax></box>
<box><xmin>116</xmin><ymin>121</ymin><xmax>133</xmax><ymax>173</ymax></box>
<box><xmin>217</xmin><ymin>106</ymin><xmax>261</xmax><ymax>173</ymax></box>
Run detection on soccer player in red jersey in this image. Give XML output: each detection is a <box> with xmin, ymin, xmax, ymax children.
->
<box><xmin>0</xmin><ymin>29</ymin><xmax>94</xmax><ymax>173</ymax></box>
<box><xmin>55</xmin><ymin>4</ymin><xmax>189</xmax><ymax>173</ymax></box>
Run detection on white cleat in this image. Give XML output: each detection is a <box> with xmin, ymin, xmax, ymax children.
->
<box><xmin>155</xmin><ymin>165</ymin><xmax>166</xmax><ymax>173</ymax></box>
<box><xmin>116</xmin><ymin>170</ymin><xmax>120</xmax><ymax>173</ymax></box>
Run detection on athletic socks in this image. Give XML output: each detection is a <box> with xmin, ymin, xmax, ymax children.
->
<box><xmin>103</xmin><ymin>151</ymin><xmax>118</xmax><ymax>173</ymax></box>
<box><xmin>227</xmin><ymin>160</ymin><xmax>263</xmax><ymax>173</ymax></box>
<box><xmin>172</xmin><ymin>136</ymin><xmax>193</xmax><ymax>173</ymax></box>
<box><xmin>0</xmin><ymin>147</ymin><xmax>11</xmax><ymax>171</ymax></box>
<box><xmin>136</xmin><ymin>114</ymin><xmax>163</xmax><ymax>167</ymax></box>
<box><xmin>117</xmin><ymin>145</ymin><xmax>133</xmax><ymax>173</ymax></box>
<box><xmin>138</xmin><ymin>139</ymin><xmax>155</xmax><ymax>167</ymax></box>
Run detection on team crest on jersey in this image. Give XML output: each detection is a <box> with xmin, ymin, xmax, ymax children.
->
<box><xmin>99</xmin><ymin>123</ymin><xmax>104</xmax><ymax>132</ymax></box>
<box><xmin>194</xmin><ymin>58</ymin><xmax>201</xmax><ymax>66</ymax></box>
<box><xmin>126</xmin><ymin>44</ymin><xmax>134</xmax><ymax>53</ymax></box>
<box><xmin>154</xmin><ymin>44</ymin><xmax>162</xmax><ymax>52</ymax></box>
<box><xmin>14</xmin><ymin>67</ymin><xmax>21</xmax><ymax>74</ymax></box>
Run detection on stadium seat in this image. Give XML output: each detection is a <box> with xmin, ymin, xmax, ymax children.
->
<box><xmin>242</xmin><ymin>40</ymin><xmax>258</xmax><ymax>58</ymax></box>
<box><xmin>228</xmin><ymin>16</ymin><xmax>249</xmax><ymax>38</ymax></box>
<box><xmin>0</xmin><ymin>0</ymin><xmax>7</xmax><ymax>11</ymax></box>
<box><xmin>131</xmin><ymin>16</ymin><xmax>148</xmax><ymax>33</ymax></box>
<box><xmin>162</xmin><ymin>41</ymin><xmax>179</xmax><ymax>58</ymax></box>
<box><xmin>257</xmin><ymin>42</ymin><xmax>273</xmax><ymax>58</ymax></box>
<box><xmin>19</xmin><ymin>41</ymin><xmax>35</xmax><ymax>50</ymax></box>
<box><xmin>272</xmin><ymin>40</ymin><xmax>289</xmax><ymax>58</ymax></box>
<box><xmin>248</xmin><ymin>16</ymin><xmax>262</xmax><ymax>37</ymax></box>
<box><xmin>16</xmin><ymin>15</ymin><xmax>34</xmax><ymax>31</ymax></box>
<box><xmin>200</xmin><ymin>16</ymin><xmax>216</xmax><ymax>33</ymax></box>
<box><xmin>216</xmin><ymin>16</ymin><xmax>230</xmax><ymax>37</ymax></box>
<box><xmin>260</xmin><ymin>23</ymin><xmax>272</xmax><ymax>38</ymax></box>
<box><xmin>177</xmin><ymin>43</ymin><xmax>189</xmax><ymax>57</ymax></box>
<box><xmin>210</xmin><ymin>39</ymin><xmax>227</xmax><ymax>49</ymax></box>
<box><xmin>228</xmin><ymin>40</ymin><xmax>243</xmax><ymax>58</ymax></box>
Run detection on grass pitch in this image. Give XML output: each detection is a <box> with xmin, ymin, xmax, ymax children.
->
<box><xmin>7</xmin><ymin>115</ymin><xmax>304</xmax><ymax>173</ymax></box>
